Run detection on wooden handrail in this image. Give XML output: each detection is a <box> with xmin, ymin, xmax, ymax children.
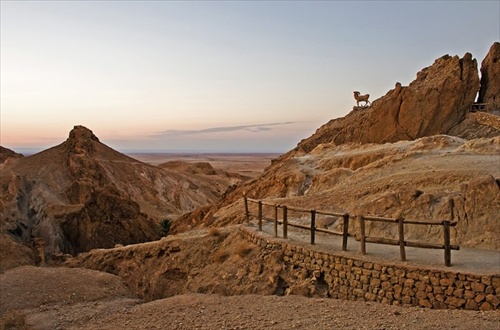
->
<box><xmin>361</xmin><ymin>236</ymin><xmax>460</xmax><ymax>250</ymax></box>
<box><xmin>242</xmin><ymin>197</ymin><xmax>459</xmax><ymax>266</ymax></box>
<box><xmin>243</xmin><ymin>197</ymin><xmax>351</xmax><ymax>251</ymax></box>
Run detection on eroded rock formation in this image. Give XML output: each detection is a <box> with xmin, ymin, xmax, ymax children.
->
<box><xmin>478</xmin><ymin>42</ymin><xmax>500</xmax><ymax>110</ymax></box>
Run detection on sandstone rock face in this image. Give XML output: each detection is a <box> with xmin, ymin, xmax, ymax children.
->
<box><xmin>478</xmin><ymin>42</ymin><xmax>500</xmax><ymax>110</ymax></box>
<box><xmin>449</xmin><ymin>112</ymin><xmax>500</xmax><ymax>139</ymax></box>
<box><xmin>290</xmin><ymin>53</ymin><xmax>480</xmax><ymax>156</ymax></box>
<box><xmin>458</xmin><ymin>174</ymin><xmax>500</xmax><ymax>248</ymax></box>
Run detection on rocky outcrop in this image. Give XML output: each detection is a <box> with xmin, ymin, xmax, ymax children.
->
<box><xmin>478</xmin><ymin>42</ymin><xmax>500</xmax><ymax>110</ymax></box>
<box><xmin>69</xmin><ymin>227</ymin><xmax>284</xmax><ymax>300</ymax></box>
<box><xmin>290</xmin><ymin>53</ymin><xmax>480</xmax><ymax>156</ymax></box>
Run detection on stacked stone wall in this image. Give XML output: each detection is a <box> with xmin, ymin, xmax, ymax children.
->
<box><xmin>239</xmin><ymin>227</ymin><xmax>500</xmax><ymax>310</ymax></box>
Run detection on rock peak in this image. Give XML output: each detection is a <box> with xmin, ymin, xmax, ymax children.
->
<box><xmin>68</xmin><ymin>125</ymin><xmax>99</xmax><ymax>142</ymax></box>
<box><xmin>65</xmin><ymin>125</ymin><xmax>100</xmax><ymax>156</ymax></box>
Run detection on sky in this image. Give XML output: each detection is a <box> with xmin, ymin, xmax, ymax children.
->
<box><xmin>1</xmin><ymin>1</ymin><xmax>499</xmax><ymax>153</ymax></box>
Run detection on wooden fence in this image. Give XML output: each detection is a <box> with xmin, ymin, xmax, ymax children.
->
<box><xmin>359</xmin><ymin>215</ymin><xmax>459</xmax><ymax>267</ymax></box>
<box><xmin>243</xmin><ymin>197</ymin><xmax>459</xmax><ymax>266</ymax></box>
<box><xmin>243</xmin><ymin>197</ymin><xmax>350</xmax><ymax>251</ymax></box>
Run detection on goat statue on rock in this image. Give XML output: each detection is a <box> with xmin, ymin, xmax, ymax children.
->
<box><xmin>353</xmin><ymin>91</ymin><xmax>370</xmax><ymax>107</ymax></box>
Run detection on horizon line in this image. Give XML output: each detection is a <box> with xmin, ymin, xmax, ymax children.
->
<box><xmin>7</xmin><ymin>147</ymin><xmax>284</xmax><ymax>157</ymax></box>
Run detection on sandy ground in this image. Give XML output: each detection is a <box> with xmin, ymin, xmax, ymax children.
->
<box><xmin>1</xmin><ymin>266</ymin><xmax>499</xmax><ymax>330</ymax></box>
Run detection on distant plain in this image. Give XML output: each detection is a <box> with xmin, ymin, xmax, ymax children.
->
<box><xmin>129</xmin><ymin>153</ymin><xmax>281</xmax><ymax>179</ymax></box>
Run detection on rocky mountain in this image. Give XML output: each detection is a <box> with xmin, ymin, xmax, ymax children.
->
<box><xmin>174</xmin><ymin>45</ymin><xmax>500</xmax><ymax>250</ymax></box>
<box><xmin>0</xmin><ymin>126</ymin><xmax>241</xmax><ymax>262</ymax></box>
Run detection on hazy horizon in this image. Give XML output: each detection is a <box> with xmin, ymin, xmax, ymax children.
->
<box><xmin>10</xmin><ymin>146</ymin><xmax>285</xmax><ymax>157</ymax></box>
<box><xmin>1</xmin><ymin>1</ymin><xmax>499</xmax><ymax>153</ymax></box>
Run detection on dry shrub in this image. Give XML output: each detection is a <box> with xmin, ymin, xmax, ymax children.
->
<box><xmin>0</xmin><ymin>310</ymin><xmax>32</xmax><ymax>330</ymax></box>
<box><xmin>208</xmin><ymin>227</ymin><xmax>221</xmax><ymax>237</ymax></box>
<box><xmin>212</xmin><ymin>248</ymin><xmax>230</xmax><ymax>263</ymax></box>
<box><xmin>235</xmin><ymin>242</ymin><xmax>253</xmax><ymax>257</ymax></box>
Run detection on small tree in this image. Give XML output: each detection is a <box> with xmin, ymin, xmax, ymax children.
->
<box><xmin>160</xmin><ymin>219</ymin><xmax>171</xmax><ymax>237</ymax></box>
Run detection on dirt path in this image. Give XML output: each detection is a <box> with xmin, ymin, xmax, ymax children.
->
<box><xmin>254</xmin><ymin>220</ymin><xmax>500</xmax><ymax>276</ymax></box>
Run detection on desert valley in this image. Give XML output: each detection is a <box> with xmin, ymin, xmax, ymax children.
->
<box><xmin>1</xmin><ymin>43</ymin><xmax>500</xmax><ymax>329</ymax></box>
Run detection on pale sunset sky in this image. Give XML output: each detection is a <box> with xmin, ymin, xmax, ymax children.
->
<box><xmin>1</xmin><ymin>1</ymin><xmax>499</xmax><ymax>153</ymax></box>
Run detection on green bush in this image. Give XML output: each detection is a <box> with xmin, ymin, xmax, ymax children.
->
<box><xmin>160</xmin><ymin>219</ymin><xmax>171</xmax><ymax>236</ymax></box>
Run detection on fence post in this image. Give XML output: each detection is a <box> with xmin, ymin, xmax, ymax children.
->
<box><xmin>449</xmin><ymin>198</ymin><xmax>455</xmax><ymax>222</ymax></box>
<box><xmin>258</xmin><ymin>201</ymin><xmax>263</xmax><ymax>231</ymax></box>
<box><xmin>243</xmin><ymin>196</ymin><xmax>249</xmax><ymax>222</ymax></box>
<box><xmin>342</xmin><ymin>213</ymin><xmax>349</xmax><ymax>251</ymax></box>
<box><xmin>274</xmin><ymin>205</ymin><xmax>278</xmax><ymax>238</ymax></box>
<box><xmin>310</xmin><ymin>210</ymin><xmax>316</xmax><ymax>245</ymax></box>
<box><xmin>398</xmin><ymin>216</ymin><xmax>406</xmax><ymax>262</ymax></box>
<box><xmin>443</xmin><ymin>220</ymin><xmax>451</xmax><ymax>267</ymax></box>
<box><xmin>360</xmin><ymin>216</ymin><xmax>366</xmax><ymax>255</ymax></box>
<box><xmin>283</xmin><ymin>206</ymin><xmax>288</xmax><ymax>239</ymax></box>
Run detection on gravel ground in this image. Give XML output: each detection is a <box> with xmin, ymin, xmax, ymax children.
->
<box><xmin>4</xmin><ymin>292</ymin><xmax>500</xmax><ymax>330</ymax></box>
<box><xmin>70</xmin><ymin>294</ymin><xmax>500</xmax><ymax>330</ymax></box>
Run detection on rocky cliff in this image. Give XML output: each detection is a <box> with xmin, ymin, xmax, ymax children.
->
<box><xmin>283</xmin><ymin>52</ymin><xmax>481</xmax><ymax>158</ymax></box>
<box><xmin>478</xmin><ymin>42</ymin><xmax>500</xmax><ymax>110</ymax></box>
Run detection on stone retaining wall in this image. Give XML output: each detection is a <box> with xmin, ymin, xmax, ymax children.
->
<box><xmin>239</xmin><ymin>227</ymin><xmax>500</xmax><ymax>310</ymax></box>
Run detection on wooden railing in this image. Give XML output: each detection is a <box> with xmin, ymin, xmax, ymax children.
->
<box><xmin>243</xmin><ymin>197</ymin><xmax>350</xmax><ymax>251</ymax></box>
<box><xmin>243</xmin><ymin>197</ymin><xmax>459</xmax><ymax>266</ymax></box>
<box><xmin>359</xmin><ymin>215</ymin><xmax>459</xmax><ymax>266</ymax></box>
